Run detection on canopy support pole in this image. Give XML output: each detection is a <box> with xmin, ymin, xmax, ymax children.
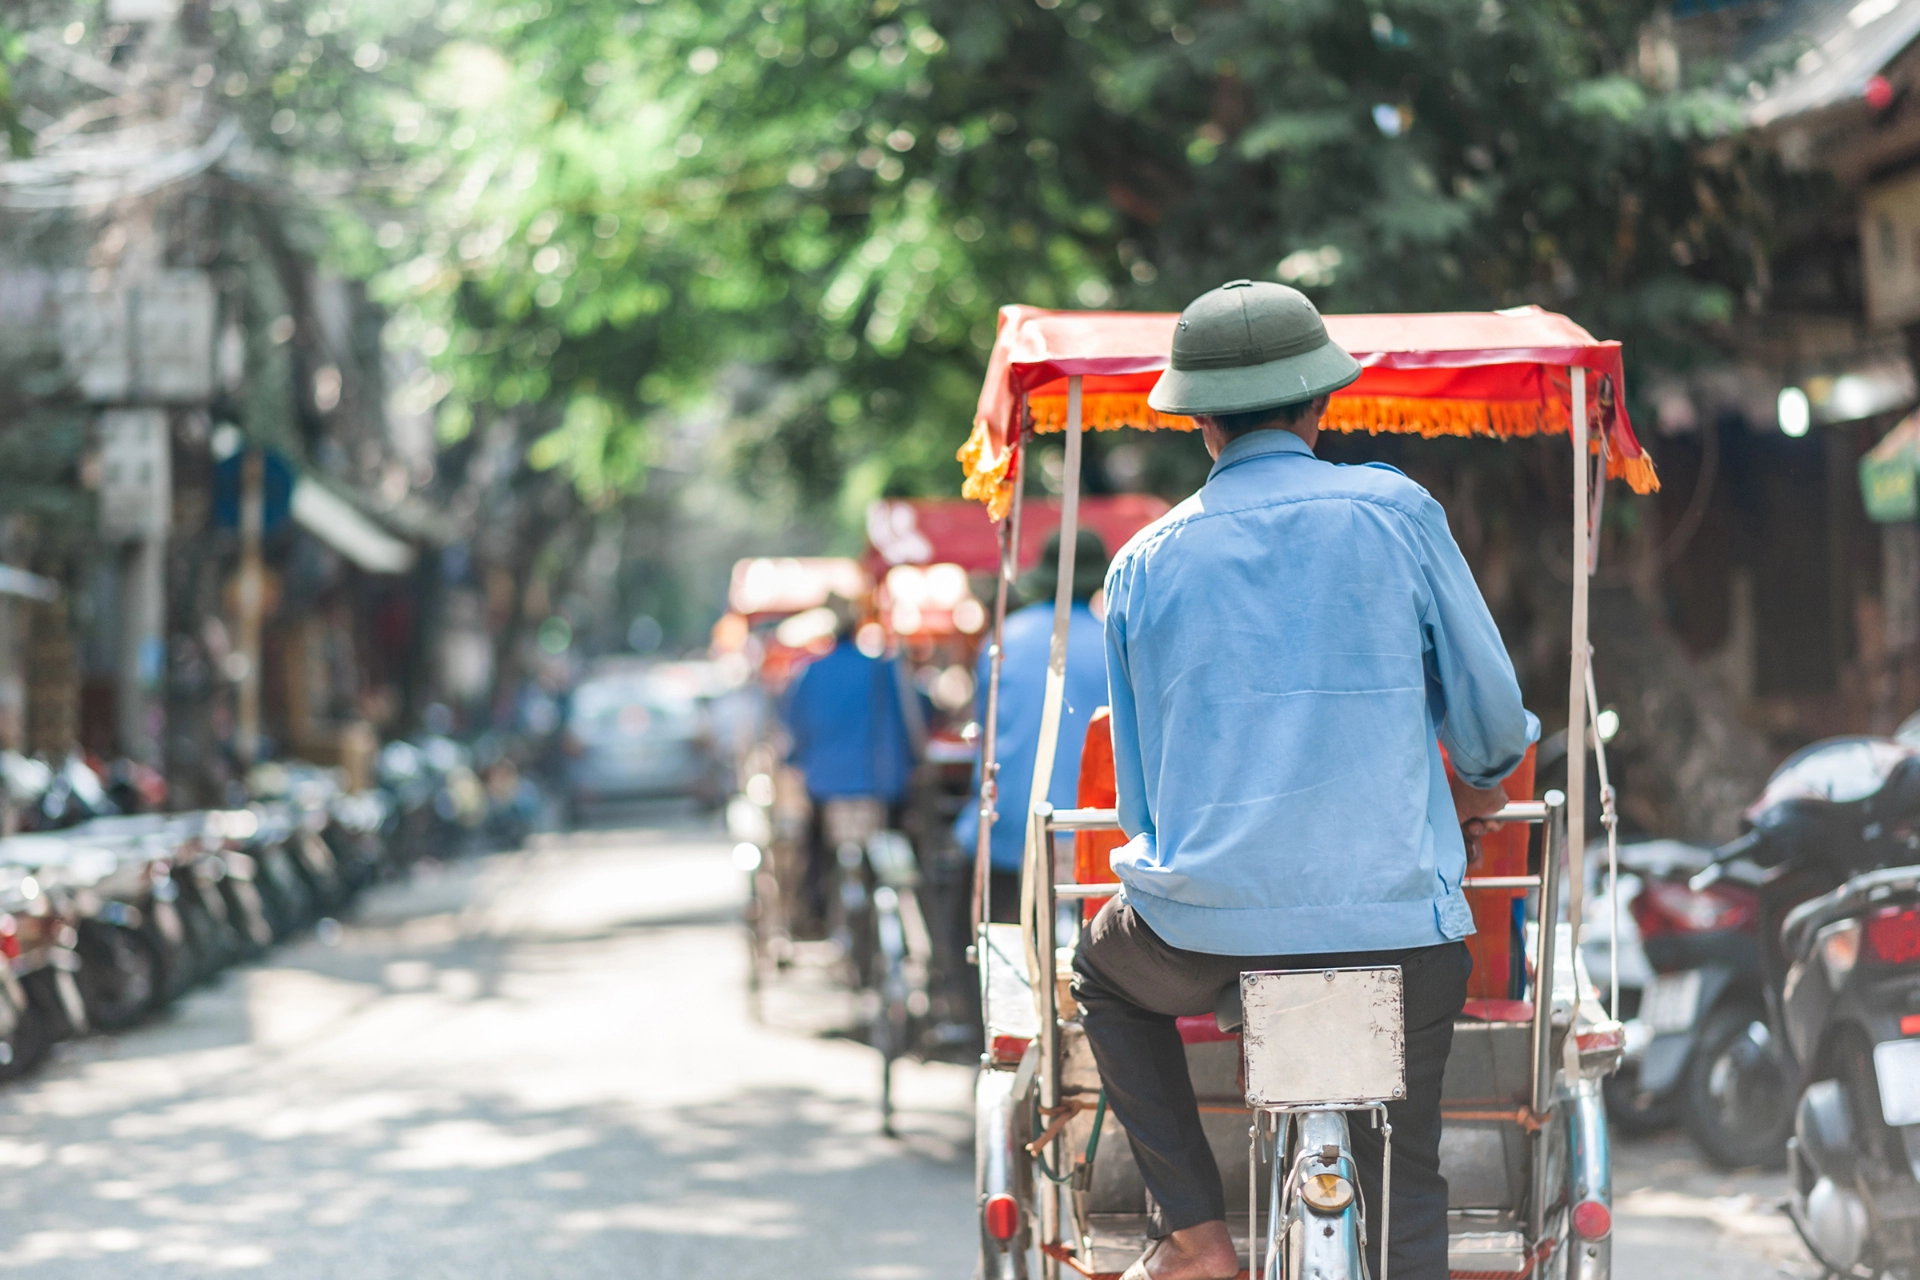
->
<box><xmin>974</xmin><ymin>429</ymin><xmax>1026</xmax><ymax>941</ymax></box>
<box><xmin>1021</xmin><ymin>376</ymin><xmax>1083</xmax><ymax>989</ymax></box>
<box><xmin>1562</xmin><ymin>366</ymin><xmax>1590</xmax><ymax>1081</ymax></box>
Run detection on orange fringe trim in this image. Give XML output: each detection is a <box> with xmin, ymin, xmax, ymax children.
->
<box><xmin>963</xmin><ymin>392</ymin><xmax>1659</xmax><ymax>512</ymax></box>
<box><xmin>957</xmin><ymin>420</ymin><xmax>1016</xmax><ymax>520</ymax></box>
<box><xmin>1028</xmin><ymin>393</ymin><xmax>1198</xmax><ymax>435</ymax></box>
<box><xmin>1320</xmin><ymin>394</ymin><xmax>1565</xmax><ymax>440</ymax></box>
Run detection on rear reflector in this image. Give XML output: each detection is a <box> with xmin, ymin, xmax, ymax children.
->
<box><xmin>1867</xmin><ymin>905</ymin><xmax>1920</xmax><ymax>966</ymax></box>
<box><xmin>989</xmin><ymin>1035</ymin><xmax>1031</xmax><ymax>1066</ymax></box>
<box><xmin>1571</xmin><ymin>1199</ymin><xmax>1612</xmax><ymax>1240</ymax></box>
<box><xmin>983</xmin><ymin>1193</ymin><xmax>1020</xmax><ymax>1242</ymax></box>
<box><xmin>1576</xmin><ymin>1024</ymin><xmax>1625</xmax><ymax>1056</ymax></box>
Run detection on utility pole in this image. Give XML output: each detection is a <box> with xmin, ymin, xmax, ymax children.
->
<box><xmin>99</xmin><ymin>408</ymin><xmax>171</xmax><ymax>762</ymax></box>
<box><xmin>235</xmin><ymin>447</ymin><xmax>264</xmax><ymax>765</ymax></box>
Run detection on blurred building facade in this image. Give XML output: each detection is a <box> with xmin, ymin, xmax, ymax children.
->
<box><xmin>0</xmin><ymin>3</ymin><xmax>447</xmax><ymax>803</ymax></box>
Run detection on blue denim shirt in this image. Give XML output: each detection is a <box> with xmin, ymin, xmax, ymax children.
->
<box><xmin>954</xmin><ymin>601</ymin><xmax>1108</xmax><ymax>872</ymax></box>
<box><xmin>1103</xmin><ymin>430</ymin><xmax>1539</xmax><ymax>956</ymax></box>
<box><xmin>782</xmin><ymin>640</ymin><xmax>916</xmax><ymax>802</ymax></box>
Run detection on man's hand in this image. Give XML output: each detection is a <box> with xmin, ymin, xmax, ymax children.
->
<box><xmin>1449</xmin><ymin>774</ymin><xmax>1509</xmax><ymax>864</ymax></box>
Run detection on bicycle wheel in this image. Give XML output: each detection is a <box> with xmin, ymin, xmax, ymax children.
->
<box><xmin>871</xmin><ymin>886</ymin><xmax>915</xmax><ymax>1135</ymax></box>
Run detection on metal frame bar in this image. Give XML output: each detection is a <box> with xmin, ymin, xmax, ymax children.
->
<box><xmin>974</xmin><ymin>419</ymin><xmax>1027</xmax><ymax>940</ymax></box>
<box><xmin>1529</xmin><ymin>800</ymin><xmax>1567</xmax><ymax>1245</ymax></box>
<box><xmin>1562</xmin><ymin>366</ymin><xmax>1591</xmax><ymax>1087</ymax></box>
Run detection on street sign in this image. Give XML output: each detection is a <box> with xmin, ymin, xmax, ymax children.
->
<box><xmin>1862</xmin><ymin>171</ymin><xmax>1920</xmax><ymax>329</ymax></box>
<box><xmin>136</xmin><ymin>273</ymin><xmax>217</xmax><ymax>401</ymax></box>
<box><xmin>56</xmin><ymin>270</ymin><xmax>214</xmax><ymax>403</ymax></box>
<box><xmin>98</xmin><ymin>408</ymin><xmax>172</xmax><ymax>542</ymax></box>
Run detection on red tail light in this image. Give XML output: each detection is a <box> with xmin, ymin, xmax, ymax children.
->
<box><xmin>983</xmin><ymin>1193</ymin><xmax>1020</xmax><ymax>1242</ymax></box>
<box><xmin>1866</xmin><ymin>905</ymin><xmax>1920</xmax><ymax>966</ymax></box>
<box><xmin>1631</xmin><ymin>879</ymin><xmax>1756</xmax><ymax>938</ymax></box>
<box><xmin>1571</xmin><ymin>1200</ymin><xmax>1611</xmax><ymax>1240</ymax></box>
<box><xmin>0</xmin><ymin>915</ymin><xmax>15</xmax><ymax>962</ymax></box>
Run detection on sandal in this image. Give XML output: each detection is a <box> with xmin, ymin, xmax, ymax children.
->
<box><xmin>1120</xmin><ymin>1239</ymin><xmax>1162</xmax><ymax>1280</ymax></box>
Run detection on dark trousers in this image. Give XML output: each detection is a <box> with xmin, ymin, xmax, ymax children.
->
<box><xmin>1072</xmin><ymin>899</ymin><xmax>1469</xmax><ymax>1280</ymax></box>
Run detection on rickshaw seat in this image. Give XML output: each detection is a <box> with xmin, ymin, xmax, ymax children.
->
<box><xmin>1460</xmin><ymin>998</ymin><xmax>1533</xmax><ymax>1023</ymax></box>
<box><xmin>1456</xmin><ymin>743</ymin><xmax>1537</xmax><ymax>1003</ymax></box>
<box><xmin>1073</xmin><ymin>709</ymin><xmax>1124</xmax><ymax>919</ymax></box>
<box><xmin>1175</xmin><ymin>1014</ymin><xmax>1237</xmax><ymax>1045</ymax></box>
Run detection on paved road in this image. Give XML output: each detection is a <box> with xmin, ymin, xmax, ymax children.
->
<box><xmin>0</xmin><ymin>812</ymin><xmax>1818</xmax><ymax>1278</ymax></box>
<box><xmin>0</xmin><ymin>812</ymin><xmax>976</xmax><ymax>1278</ymax></box>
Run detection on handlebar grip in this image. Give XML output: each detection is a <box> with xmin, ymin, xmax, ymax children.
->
<box><xmin>1688</xmin><ymin>863</ymin><xmax>1726</xmax><ymax>892</ymax></box>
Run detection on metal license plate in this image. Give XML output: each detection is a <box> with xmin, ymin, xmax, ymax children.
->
<box><xmin>1241</xmin><ymin>967</ymin><xmax>1405</xmax><ymax>1108</ymax></box>
<box><xmin>1643</xmin><ymin>969</ymin><xmax>1704</xmax><ymax>1036</ymax></box>
<box><xmin>1875</xmin><ymin>1038</ymin><xmax>1920</xmax><ymax>1127</ymax></box>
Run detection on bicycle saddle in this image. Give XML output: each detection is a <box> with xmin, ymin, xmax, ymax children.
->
<box><xmin>1214</xmin><ymin>982</ymin><xmax>1242</xmax><ymax>1034</ymax></box>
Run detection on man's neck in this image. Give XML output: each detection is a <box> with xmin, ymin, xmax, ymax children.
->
<box><xmin>1202</xmin><ymin>420</ymin><xmax>1318</xmax><ymax>458</ymax></box>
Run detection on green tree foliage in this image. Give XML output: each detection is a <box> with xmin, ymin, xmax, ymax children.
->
<box><xmin>373</xmin><ymin>0</ymin><xmax>1796</xmax><ymax>519</ymax></box>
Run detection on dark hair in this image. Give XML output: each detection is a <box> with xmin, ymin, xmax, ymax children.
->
<box><xmin>1209</xmin><ymin>398</ymin><xmax>1318</xmax><ymax>438</ymax></box>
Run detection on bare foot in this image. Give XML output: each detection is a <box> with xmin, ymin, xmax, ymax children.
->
<box><xmin>1146</xmin><ymin>1220</ymin><xmax>1240</xmax><ymax>1280</ymax></box>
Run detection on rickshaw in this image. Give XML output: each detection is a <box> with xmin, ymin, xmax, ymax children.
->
<box><xmin>722</xmin><ymin>556</ymin><xmax>871</xmax><ymax>1007</ymax></box>
<box><xmin>864</xmin><ymin>495</ymin><xmax>1175</xmax><ymax>1132</ymax></box>
<box><xmin>961</xmin><ymin>306</ymin><xmax>1660</xmax><ymax>1279</ymax></box>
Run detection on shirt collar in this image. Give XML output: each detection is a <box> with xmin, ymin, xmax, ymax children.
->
<box><xmin>1206</xmin><ymin>428</ymin><xmax>1316</xmax><ymax>483</ymax></box>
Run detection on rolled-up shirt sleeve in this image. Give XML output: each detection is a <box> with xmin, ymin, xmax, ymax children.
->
<box><xmin>1413</xmin><ymin>495</ymin><xmax>1540</xmax><ymax>788</ymax></box>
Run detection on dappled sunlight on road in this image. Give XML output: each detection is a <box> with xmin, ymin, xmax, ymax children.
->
<box><xmin>0</xmin><ymin>821</ymin><xmax>973</xmax><ymax>1278</ymax></box>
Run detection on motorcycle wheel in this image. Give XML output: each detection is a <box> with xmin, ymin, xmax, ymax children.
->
<box><xmin>1603</xmin><ymin>1062</ymin><xmax>1678</xmax><ymax>1136</ymax></box>
<box><xmin>175</xmin><ymin>890</ymin><xmax>225</xmax><ymax>985</ymax></box>
<box><xmin>75</xmin><ymin>923</ymin><xmax>161</xmax><ymax>1031</ymax></box>
<box><xmin>0</xmin><ymin>992</ymin><xmax>48</xmax><ymax>1081</ymax></box>
<box><xmin>1682</xmin><ymin>1003</ymin><xmax>1793</xmax><ymax>1170</ymax></box>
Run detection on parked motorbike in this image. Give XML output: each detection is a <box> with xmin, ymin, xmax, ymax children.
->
<box><xmin>377</xmin><ymin>737</ymin><xmax>485</xmax><ymax>863</ymax></box>
<box><xmin>0</xmin><ymin>863</ymin><xmax>75</xmax><ymax>1079</ymax></box>
<box><xmin>1582</xmin><ymin>838</ymin><xmax>1775</xmax><ymax>1152</ymax></box>
<box><xmin>1</xmin><ymin>751</ymin><xmax>119</xmax><ymax>832</ymax></box>
<box><xmin>0</xmin><ymin>846</ymin><xmax>90</xmax><ymax>1053</ymax></box>
<box><xmin>1690</xmin><ymin>733</ymin><xmax>1920</xmax><ymax>1271</ymax></box>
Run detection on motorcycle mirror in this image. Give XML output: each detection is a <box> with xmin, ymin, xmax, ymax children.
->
<box><xmin>1688</xmin><ymin>862</ymin><xmax>1725</xmax><ymax>892</ymax></box>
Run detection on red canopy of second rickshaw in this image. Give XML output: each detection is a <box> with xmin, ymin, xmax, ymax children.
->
<box><xmin>959</xmin><ymin>304</ymin><xmax>1657</xmax><ymax>518</ymax></box>
<box><xmin>865</xmin><ymin>495</ymin><xmax>1171</xmax><ymax>576</ymax></box>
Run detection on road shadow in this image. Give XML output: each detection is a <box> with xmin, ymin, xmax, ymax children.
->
<box><xmin>0</xmin><ymin>825</ymin><xmax>975</xmax><ymax>1278</ymax></box>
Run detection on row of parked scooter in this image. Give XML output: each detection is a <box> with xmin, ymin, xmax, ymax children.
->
<box><xmin>1583</xmin><ymin>727</ymin><xmax>1920</xmax><ymax>1277</ymax></box>
<box><xmin>0</xmin><ymin>732</ymin><xmax>543</xmax><ymax>1085</ymax></box>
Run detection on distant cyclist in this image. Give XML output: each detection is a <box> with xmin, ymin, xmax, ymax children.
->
<box><xmin>781</xmin><ymin>595</ymin><xmax>918</xmax><ymax>931</ymax></box>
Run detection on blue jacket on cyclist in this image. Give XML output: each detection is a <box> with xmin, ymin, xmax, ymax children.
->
<box><xmin>782</xmin><ymin>606</ymin><xmax>917</xmax><ymax>803</ymax></box>
<box><xmin>955</xmin><ymin>529</ymin><xmax>1111</xmax><ymax>875</ymax></box>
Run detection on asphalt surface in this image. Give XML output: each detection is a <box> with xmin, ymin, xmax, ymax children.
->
<box><xmin>0</xmin><ymin>810</ymin><xmax>1817</xmax><ymax>1278</ymax></box>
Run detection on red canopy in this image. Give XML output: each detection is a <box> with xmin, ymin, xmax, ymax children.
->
<box><xmin>866</xmin><ymin>495</ymin><xmax>1171</xmax><ymax>576</ymax></box>
<box><xmin>959</xmin><ymin>305</ymin><xmax>1655</xmax><ymax>518</ymax></box>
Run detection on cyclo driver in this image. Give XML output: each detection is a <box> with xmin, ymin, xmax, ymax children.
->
<box><xmin>1073</xmin><ymin>281</ymin><xmax>1538</xmax><ymax>1280</ymax></box>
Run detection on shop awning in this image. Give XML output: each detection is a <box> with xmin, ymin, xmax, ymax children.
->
<box><xmin>0</xmin><ymin>565</ymin><xmax>58</xmax><ymax>601</ymax></box>
<box><xmin>1863</xmin><ymin>411</ymin><xmax>1920</xmax><ymax>522</ymax></box>
<box><xmin>290</xmin><ymin>478</ymin><xmax>416</xmax><ymax>575</ymax></box>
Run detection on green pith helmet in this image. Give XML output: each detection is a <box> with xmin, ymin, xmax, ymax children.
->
<box><xmin>1147</xmin><ymin>279</ymin><xmax>1363</xmax><ymax>417</ymax></box>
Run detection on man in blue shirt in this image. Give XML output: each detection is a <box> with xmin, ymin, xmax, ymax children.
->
<box><xmin>782</xmin><ymin>598</ymin><xmax>919</xmax><ymax>928</ymax></box>
<box><xmin>954</xmin><ymin>529</ymin><xmax>1109</xmax><ymax>922</ymax></box>
<box><xmin>1074</xmin><ymin>282</ymin><xmax>1538</xmax><ymax>1280</ymax></box>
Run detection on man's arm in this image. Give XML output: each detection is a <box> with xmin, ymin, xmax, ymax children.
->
<box><xmin>1103</xmin><ymin>569</ymin><xmax>1154</xmax><ymax>842</ymax></box>
<box><xmin>1414</xmin><ymin>496</ymin><xmax>1540</xmax><ymax>788</ymax></box>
